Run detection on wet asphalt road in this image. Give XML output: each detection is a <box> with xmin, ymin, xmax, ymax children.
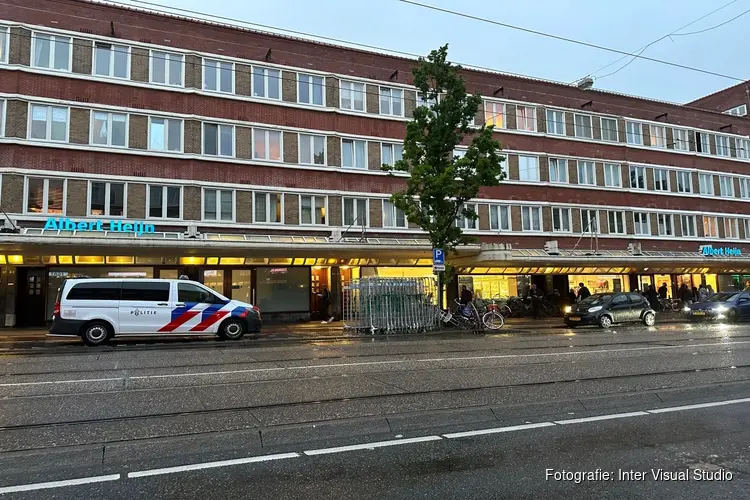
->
<box><xmin>0</xmin><ymin>322</ymin><xmax>748</xmax><ymax>499</ymax></box>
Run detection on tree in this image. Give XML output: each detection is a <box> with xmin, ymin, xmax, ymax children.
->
<box><xmin>383</xmin><ymin>44</ymin><xmax>505</xmax><ymax>308</ymax></box>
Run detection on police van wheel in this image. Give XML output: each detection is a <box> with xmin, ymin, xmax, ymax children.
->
<box><xmin>219</xmin><ymin>319</ymin><xmax>246</xmax><ymax>340</ymax></box>
<box><xmin>81</xmin><ymin>321</ymin><xmax>112</xmax><ymax>346</ymax></box>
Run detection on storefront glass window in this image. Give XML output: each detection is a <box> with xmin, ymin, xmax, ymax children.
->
<box><xmin>256</xmin><ymin>267</ymin><xmax>310</xmax><ymax>313</ymax></box>
<box><xmin>719</xmin><ymin>274</ymin><xmax>750</xmax><ymax>293</ymax></box>
<box><xmin>232</xmin><ymin>270</ymin><xmax>252</xmax><ymax>303</ymax></box>
<box><xmin>203</xmin><ymin>270</ymin><xmax>224</xmax><ymax>296</ymax></box>
<box><xmin>569</xmin><ymin>274</ymin><xmax>629</xmax><ymax>294</ymax></box>
<box><xmin>457</xmin><ymin>275</ymin><xmax>530</xmax><ymax>299</ymax></box>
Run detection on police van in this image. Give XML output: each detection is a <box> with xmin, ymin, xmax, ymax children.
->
<box><xmin>50</xmin><ymin>278</ymin><xmax>262</xmax><ymax>345</ymax></box>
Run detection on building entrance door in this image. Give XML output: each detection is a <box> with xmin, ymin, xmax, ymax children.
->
<box><xmin>311</xmin><ymin>267</ymin><xmax>329</xmax><ymax>320</ymax></box>
<box><xmin>17</xmin><ymin>267</ymin><xmax>47</xmax><ymax>327</ymax></box>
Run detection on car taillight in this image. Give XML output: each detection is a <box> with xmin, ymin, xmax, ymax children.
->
<box><xmin>53</xmin><ymin>301</ymin><xmax>60</xmax><ymax>318</ymax></box>
<box><xmin>252</xmin><ymin>305</ymin><xmax>261</xmax><ymax>317</ymax></box>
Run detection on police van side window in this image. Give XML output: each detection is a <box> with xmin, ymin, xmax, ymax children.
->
<box><xmin>66</xmin><ymin>282</ymin><xmax>121</xmax><ymax>301</ymax></box>
<box><xmin>121</xmin><ymin>282</ymin><xmax>170</xmax><ymax>302</ymax></box>
<box><xmin>178</xmin><ymin>283</ymin><xmax>218</xmax><ymax>303</ymax></box>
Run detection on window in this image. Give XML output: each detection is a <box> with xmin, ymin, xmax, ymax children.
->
<box><xmin>455</xmin><ymin>203</ymin><xmax>478</xmax><ymax>230</ymax></box>
<box><xmin>518</xmin><ymin>155</ymin><xmax>539</xmax><ymax>182</ymax></box>
<box><xmin>516</xmin><ymin>106</ymin><xmax>536</xmax><ymax>132</ymax></box>
<box><xmin>715</xmin><ymin>135</ymin><xmax>730</xmax><ymax>157</ymax></box>
<box><xmin>577</xmin><ymin>161</ymin><xmax>595</xmax><ymax>185</ymax></box>
<box><xmin>381</xmin><ymin>143</ymin><xmax>403</xmax><ymax>167</ymax></box>
<box><xmin>91</xmin><ymin>112</ymin><xmax>127</xmax><ymax>147</ymax></box>
<box><xmin>745</xmin><ymin>219</ymin><xmax>750</xmax><ymax>239</ymax></box>
<box><xmin>608</xmin><ymin>211</ymin><xmax>625</xmax><ymax>234</ymax></box>
<box><xmin>148</xmin><ymin>118</ymin><xmax>182</xmax><ymax>152</ymax></box>
<box><xmin>574</xmin><ymin>114</ymin><xmax>592</xmax><ymax>139</ymax></box>
<box><xmin>703</xmin><ymin>216</ymin><xmax>719</xmax><ymax>238</ymax></box>
<box><xmin>252</xmin><ymin>66</ymin><xmax>281</xmax><ymax>100</ymax></box>
<box><xmin>253</xmin><ymin>129</ymin><xmax>282</xmax><ymax>161</ymax></box>
<box><xmin>341</xmin><ymin>81</ymin><xmax>365</xmax><ymax>111</ymax></box>
<box><xmin>625</xmin><ymin>121</ymin><xmax>642</xmax><ymax>145</ymax></box>
<box><xmin>676</xmin><ymin>171</ymin><xmax>692</xmax><ymax>193</ymax></box>
<box><xmin>698</xmin><ymin>173</ymin><xmax>714</xmax><ymax>195</ymax></box>
<box><xmin>203</xmin><ymin>123</ymin><xmax>234</xmax><ymax>157</ymax></box>
<box><xmin>150</xmin><ymin>51</ymin><xmax>183</xmax><ymax>86</ymax></box>
<box><xmin>383</xmin><ymin>200</ymin><xmax>407</xmax><ymax>228</ymax></box>
<box><xmin>379</xmin><ymin>87</ymin><xmax>403</xmax><ymax>116</ymax></box>
<box><xmin>93</xmin><ymin>42</ymin><xmax>129</xmax><ymax>78</ymax></box>
<box><xmin>342</xmin><ymin>139</ymin><xmax>367</xmax><ymax>169</ymax></box>
<box><xmin>148</xmin><ymin>185</ymin><xmax>181</xmax><ymax>219</ymax></box>
<box><xmin>204</xmin><ymin>59</ymin><xmax>233</xmax><ymax>93</ymax></box>
<box><xmin>343</xmin><ymin>198</ymin><xmax>368</xmax><ymax>227</ymax></box>
<box><xmin>300</xmin><ymin>195</ymin><xmax>326</xmax><ymax>225</ymax></box>
<box><xmin>417</xmin><ymin>93</ymin><xmax>438</xmax><ymax>109</ymax></box>
<box><xmin>600</xmin><ymin>117</ymin><xmax>618</xmax><ymax>142</ymax></box>
<box><xmin>299</xmin><ymin>134</ymin><xmax>326</xmax><ymax>165</ymax></box>
<box><xmin>177</xmin><ymin>283</ymin><xmax>217</xmax><ymax>304</ymax></box>
<box><xmin>681</xmin><ymin>215</ymin><xmax>697</xmax><ymax>237</ymax></box>
<box><xmin>735</xmin><ymin>138</ymin><xmax>750</xmax><ymax>160</ymax></box>
<box><xmin>725</xmin><ymin>104</ymin><xmax>748</xmax><ymax>117</ymax></box>
<box><xmin>657</xmin><ymin>214</ymin><xmax>673</xmax><ymax>236</ymax></box>
<box><xmin>653</xmin><ymin>168</ymin><xmax>669</xmax><ymax>191</ymax></box>
<box><xmin>604</xmin><ymin>163</ymin><xmax>621</xmax><ymax>188</ymax></box>
<box><xmin>740</xmin><ymin>178</ymin><xmax>750</xmax><ymax>199</ymax></box>
<box><xmin>67</xmin><ymin>282</ymin><xmax>121</xmax><ymax>301</ymax></box>
<box><xmin>203</xmin><ymin>189</ymin><xmax>233</xmax><ymax>221</ymax></box>
<box><xmin>648</xmin><ymin>125</ymin><xmax>666</xmax><ymax>148</ymax></box>
<box><xmin>724</xmin><ymin>218</ymin><xmax>739</xmax><ymax>239</ymax></box>
<box><xmin>484</xmin><ymin>102</ymin><xmax>505</xmax><ymax>128</ymax></box>
<box><xmin>548</xmin><ymin>158</ymin><xmax>568</xmax><ymax>183</ymax></box>
<box><xmin>123</xmin><ymin>282</ymin><xmax>171</xmax><ymax>302</ymax></box>
<box><xmin>552</xmin><ymin>207</ymin><xmax>571</xmax><ymax>232</ymax></box>
<box><xmin>29</xmin><ymin>105</ymin><xmax>68</xmax><ymax>142</ymax></box>
<box><xmin>26</xmin><ymin>178</ymin><xmax>64</xmax><ymax>214</ymax></box>
<box><xmin>0</xmin><ymin>100</ymin><xmax>4</xmax><ymax>137</ymax></box>
<box><xmin>521</xmin><ymin>206</ymin><xmax>542</xmax><ymax>232</ymax></box>
<box><xmin>298</xmin><ymin>74</ymin><xmax>324</xmax><ymax>106</ymax></box>
<box><xmin>546</xmin><ymin>110</ymin><xmax>565</xmax><ymax>135</ymax></box>
<box><xmin>633</xmin><ymin>212</ymin><xmax>650</xmax><ymax>235</ymax></box>
<box><xmin>719</xmin><ymin>175</ymin><xmax>734</xmax><ymax>197</ymax></box>
<box><xmin>489</xmin><ymin>205</ymin><xmax>510</xmax><ymax>231</ymax></box>
<box><xmin>89</xmin><ymin>182</ymin><xmax>125</xmax><ymax>217</ymax></box>
<box><xmin>581</xmin><ymin>210</ymin><xmax>599</xmax><ymax>234</ymax></box>
<box><xmin>0</xmin><ymin>26</ymin><xmax>7</xmax><ymax>64</ymax></box>
<box><xmin>672</xmin><ymin>128</ymin><xmax>689</xmax><ymax>151</ymax></box>
<box><xmin>32</xmin><ymin>33</ymin><xmax>71</xmax><ymax>71</ymax></box>
<box><xmin>253</xmin><ymin>192</ymin><xmax>282</xmax><ymax>223</ymax></box>
<box><xmin>629</xmin><ymin>165</ymin><xmax>646</xmax><ymax>190</ymax></box>
<box><xmin>696</xmin><ymin>132</ymin><xmax>710</xmax><ymax>153</ymax></box>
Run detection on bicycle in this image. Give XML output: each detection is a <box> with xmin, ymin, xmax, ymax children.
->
<box><xmin>475</xmin><ymin>297</ymin><xmax>505</xmax><ymax>330</ymax></box>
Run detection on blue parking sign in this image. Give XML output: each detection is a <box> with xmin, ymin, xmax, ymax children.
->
<box><xmin>432</xmin><ymin>248</ymin><xmax>445</xmax><ymax>266</ymax></box>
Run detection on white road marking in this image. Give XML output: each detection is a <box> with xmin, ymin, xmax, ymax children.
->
<box><xmin>303</xmin><ymin>436</ymin><xmax>443</xmax><ymax>456</ymax></box>
<box><xmin>4</xmin><ymin>340</ymin><xmax>750</xmax><ymax>388</ymax></box>
<box><xmin>553</xmin><ymin>411</ymin><xmax>649</xmax><ymax>425</ymax></box>
<box><xmin>647</xmin><ymin>397</ymin><xmax>750</xmax><ymax>414</ymax></box>
<box><xmin>126</xmin><ymin>452</ymin><xmax>300</xmax><ymax>478</ymax></box>
<box><xmin>443</xmin><ymin>422</ymin><xmax>555</xmax><ymax>438</ymax></box>
<box><xmin>0</xmin><ymin>474</ymin><xmax>120</xmax><ymax>494</ymax></box>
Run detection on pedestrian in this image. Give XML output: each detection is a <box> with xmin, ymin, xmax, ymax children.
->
<box><xmin>567</xmin><ymin>288</ymin><xmax>577</xmax><ymax>305</ymax></box>
<box><xmin>698</xmin><ymin>284</ymin><xmax>708</xmax><ymax>302</ymax></box>
<box><xmin>459</xmin><ymin>285</ymin><xmax>473</xmax><ymax>317</ymax></box>
<box><xmin>679</xmin><ymin>283</ymin><xmax>693</xmax><ymax>306</ymax></box>
<box><xmin>707</xmin><ymin>283</ymin><xmax>715</xmax><ymax>296</ymax></box>
<box><xmin>318</xmin><ymin>285</ymin><xmax>333</xmax><ymax>324</ymax></box>
<box><xmin>529</xmin><ymin>283</ymin><xmax>543</xmax><ymax>319</ymax></box>
<box><xmin>577</xmin><ymin>282</ymin><xmax>591</xmax><ymax>301</ymax></box>
<box><xmin>658</xmin><ymin>282</ymin><xmax>668</xmax><ymax>300</ymax></box>
<box><xmin>646</xmin><ymin>285</ymin><xmax>659</xmax><ymax>311</ymax></box>
<box><xmin>692</xmin><ymin>286</ymin><xmax>699</xmax><ymax>302</ymax></box>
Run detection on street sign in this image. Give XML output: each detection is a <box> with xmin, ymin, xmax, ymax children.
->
<box><xmin>433</xmin><ymin>248</ymin><xmax>445</xmax><ymax>272</ymax></box>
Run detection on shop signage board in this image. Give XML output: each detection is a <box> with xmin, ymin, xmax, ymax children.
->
<box><xmin>699</xmin><ymin>245</ymin><xmax>742</xmax><ymax>257</ymax></box>
<box><xmin>433</xmin><ymin>248</ymin><xmax>445</xmax><ymax>272</ymax></box>
<box><xmin>43</xmin><ymin>217</ymin><xmax>156</xmax><ymax>236</ymax></box>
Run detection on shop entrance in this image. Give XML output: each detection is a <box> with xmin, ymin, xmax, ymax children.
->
<box><xmin>17</xmin><ymin>267</ymin><xmax>47</xmax><ymax>327</ymax></box>
<box><xmin>311</xmin><ymin>267</ymin><xmax>330</xmax><ymax>320</ymax></box>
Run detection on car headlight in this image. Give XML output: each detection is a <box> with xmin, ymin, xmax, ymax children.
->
<box><xmin>715</xmin><ymin>305</ymin><xmax>728</xmax><ymax>313</ymax></box>
<box><xmin>588</xmin><ymin>306</ymin><xmax>602</xmax><ymax>313</ymax></box>
<box><xmin>564</xmin><ymin>306</ymin><xmax>572</xmax><ymax>313</ymax></box>
<box><xmin>683</xmin><ymin>306</ymin><xmax>690</xmax><ymax>312</ymax></box>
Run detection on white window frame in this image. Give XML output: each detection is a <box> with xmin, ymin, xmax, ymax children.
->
<box><xmin>297</xmin><ymin>73</ymin><xmax>325</xmax><ymax>106</ymax></box>
<box><xmin>202</xmin><ymin>188</ymin><xmax>235</xmax><ymax>222</ymax></box>
<box><xmin>0</xmin><ymin>26</ymin><xmax>8</xmax><ymax>64</ymax></box>
<box><xmin>456</xmin><ymin>203</ymin><xmax>479</xmax><ymax>230</ymax></box>
<box><xmin>252</xmin><ymin>128</ymin><xmax>282</xmax><ymax>161</ymax></box>
<box><xmin>740</xmin><ymin>178</ymin><xmax>750</xmax><ymax>199</ymax></box>
<box><xmin>251</xmin><ymin>65</ymin><xmax>281</xmax><ymax>100</ymax></box>
<box><xmin>298</xmin><ymin>133</ymin><xmax>327</xmax><ymax>165</ymax></box>
<box><xmin>342</xmin><ymin>197</ymin><xmax>369</xmax><ymax>227</ymax></box>
<box><xmin>341</xmin><ymin>138</ymin><xmax>367</xmax><ymax>169</ymax></box>
<box><xmin>146</xmin><ymin>185</ymin><xmax>182</xmax><ymax>220</ymax></box>
<box><xmin>548</xmin><ymin>158</ymin><xmax>568</xmax><ymax>184</ymax></box>
<box><xmin>379</xmin><ymin>87</ymin><xmax>404</xmax><ymax>117</ymax></box>
<box><xmin>703</xmin><ymin>216</ymin><xmax>719</xmax><ymax>238</ymax></box>
<box><xmin>603</xmin><ymin>163</ymin><xmax>622</xmax><ymax>188</ymax></box>
<box><xmin>600</xmin><ymin>117</ymin><xmax>618</xmax><ymax>142</ymax></box>
<box><xmin>31</xmin><ymin>32</ymin><xmax>72</xmax><ymax>71</ymax></box>
<box><xmin>581</xmin><ymin>209</ymin><xmax>599</xmax><ymax>234</ymax></box>
<box><xmin>648</xmin><ymin>125</ymin><xmax>666</xmax><ymax>148</ymax></box>
<box><xmin>92</xmin><ymin>42</ymin><xmax>130</xmax><ymax>79</ymax></box>
<box><xmin>577</xmin><ymin>161</ymin><xmax>595</xmax><ymax>186</ymax></box>
<box><xmin>382</xmin><ymin>199</ymin><xmax>408</xmax><ymax>228</ymax></box>
<box><xmin>716</xmin><ymin>135</ymin><xmax>731</xmax><ymax>157</ymax></box>
<box><xmin>28</xmin><ymin>104</ymin><xmax>69</xmax><ymax>142</ymax></box>
<box><xmin>698</xmin><ymin>173</ymin><xmax>714</xmax><ymax>196</ymax></box>
<box><xmin>521</xmin><ymin>206</ymin><xmax>542</xmax><ymax>232</ymax></box>
<box><xmin>573</xmin><ymin>114</ymin><xmax>592</xmax><ymax>139</ymax></box>
<box><xmin>252</xmin><ymin>192</ymin><xmax>284</xmax><ymax>224</ymax></box>
<box><xmin>515</xmin><ymin>105</ymin><xmax>536</xmax><ymax>132</ymax></box>
<box><xmin>299</xmin><ymin>195</ymin><xmax>328</xmax><ymax>226</ymax></box>
<box><xmin>546</xmin><ymin>109</ymin><xmax>565</xmax><ymax>135</ymax></box>
<box><xmin>725</xmin><ymin>104</ymin><xmax>748</xmax><ymax>116</ymax></box>
<box><xmin>629</xmin><ymin>165</ymin><xmax>646</xmax><ymax>190</ymax></box>
<box><xmin>607</xmin><ymin>211</ymin><xmax>626</xmax><ymax>235</ymax></box>
<box><xmin>633</xmin><ymin>212</ymin><xmax>650</xmax><ymax>236</ymax></box>
<box><xmin>653</xmin><ymin>168</ymin><xmax>670</xmax><ymax>192</ymax></box>
<box><xmin>552</xmin><ymin>207</ymin><xmax>571</xmax><ymax>233</ymax></box>
<box><xmin>719</xmin><ymin>175</ymin><xmax>735</xmax><ymax>198</ymax></box>
<box><xmin>149</xmin><ymin>50</ymin><xmax>184</xmax><ymax>87</ymax></box>
<box><xmin>90</xmin><ymin>111</ymin><xmax>128</xmax><ymax>148</ymax></box>
<box><xmin>147</xmin><ymin>117</ymin><xmax>183</xmax><ymax>152</ymax></box>
<box><xmin>735</xmin><ymin>138</ymin><xmax>750</xmax><ymax>160</ymax></box>
<box><xmin>0</xmin><ymin>99</ymin><xmax>4</xmax><ymax>137</ymax></box>
<box><xmin>672</xmin><ymin>128</ymin><xmax>689</xmax><ymax>151</ymax></box>
<box><xmin>203</xmin><ymin>59</ymin><xmax>234</xmax><ymax>93</ymax></box>
<box><xmin>676</xmin><ymin>170</ymin><xmax>692</xmax><ymax>194</ymax></box>
<box><xmin>657</xmin><ymin>213</ymin><xmax>674</xmax><ymax>237</ymax></box>
<box><xmin>381</xmin><ymin>142</ymin><xmax>403</xmax><ymax>167</ymax></box>
<box><xmin>489</xmin><ymin>205</ymin><xmax>511</xmax><ymax>231</ymax></box>
<box><xmin>484</xmin><ymin>101</ymin><xmax>505</xmax><ymax>128</ymax></box>
<box><xmin>88</xmin><ymin>181</ymin><xmax>127</xmax><ymax>218</ymax></box>
<box><xmin>745</xmin><ymin>219</ymin><xmax>750</xmax><ymax>240</ymax></box>
<box><xmin>24</xmin><ymin>177</ymin><xmax>66</xmax><ymax>215</ymax></box>
<box><xmin>340</xmin><ymin>80</ymin><xmax>365</xmax><ymax>112</ymax></box>
<box><xmin>681</xmin><ymin>215</ymin><xmax>697</xmax><ymax>237</ymax></box>
<box><xmin>696</xmin><ymin>132</ymin><xmax>710</xmax><ymax>154</ymax></box>
<box><xmin>625</xmin><ymin>121</ymin><xmax>643</xmax><ymax>145</ymax></box>
<box><xmin>518</xmin><ymin>155</ymin><xmax>540</xmax><ymax>182</ymax></box>
<box><xmin>202</xmin><ymin>122</ymin><xmax>235</xmax><ymax>158</ymax></box>
<box><xmin>724</xmin><ymin>217</ymin><xmax>739</xmax><ymax>239</ymax></box>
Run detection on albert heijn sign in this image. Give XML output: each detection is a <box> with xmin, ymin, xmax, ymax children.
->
<box><xmin>44</xmin><ymin>217</ymin><xmax>156</xmax><ymax>236</ymax></box>
<box><xmin>699</xmin><ymin>244</ymin><xmax>742</xmax><ymax>257</ymax></box>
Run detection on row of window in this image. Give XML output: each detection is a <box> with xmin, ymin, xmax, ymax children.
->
<box><xmin>3</xmin><ymin>26</ymin><xmax>749</xmax><ymax>159</ymax></box>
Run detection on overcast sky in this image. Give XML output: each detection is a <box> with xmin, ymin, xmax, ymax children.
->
<box><xmin>117</xmin><ymin>0</ymin><xmax>749</xmax><ymax>103</ymax></box>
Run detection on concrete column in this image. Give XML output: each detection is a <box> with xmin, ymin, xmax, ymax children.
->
<box><xmin>330</xmin><ymin>266</ymin><xmax>342</xmax><ymax>320</ymax></box>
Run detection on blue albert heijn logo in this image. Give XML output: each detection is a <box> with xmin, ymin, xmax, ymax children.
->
<box><xmin>700</xmin><ymin>245</ymin><xmax>742</xmax><ymax>257</ymax></box>
<box><xmin>433</xmin><ymin>248</ymin><xmax>445</xmax><ymax>268</ymax></box>
<box><xmin>44</xmin><ymin>217</ymin><xmax>156</xmax><ymax>236</ymax></box>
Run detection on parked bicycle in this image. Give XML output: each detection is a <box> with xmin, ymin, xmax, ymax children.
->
<box><xmin>441</xmin><ymin>298</ymin><xmax>505</xmax><ymax>332</ymax></box>
<box><xmin>658</xmin><ymin>297</ymin><xmax>682</xmax><ymax>312</ymax></box>
<box><xmin>474</xmin><ymin>298</ymin><xmax>505</xmax><ymax>330</ymax></box>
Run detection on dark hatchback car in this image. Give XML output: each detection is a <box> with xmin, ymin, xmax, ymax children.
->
<box><xmin>686</xmin><ymin>291</ymin><xmax>750</xmax><ymax>322</ymax></box>
<box><xmin>564</xmin><ymin>292</ymin><xmax>656</xmax><ymax>328</ymax></box>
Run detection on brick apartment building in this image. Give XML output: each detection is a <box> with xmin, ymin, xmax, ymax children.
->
<box><xmin>0</xmin><ymin>0</ymin><xmax>750</xmax><ymax>325</ymax></box>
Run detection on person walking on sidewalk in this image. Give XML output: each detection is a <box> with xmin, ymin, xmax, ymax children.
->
<box><xmin>679</xmin><ymin>283</ymin><xmax>693</xmax><ymax>306</ymax></box>
<box><xmin>529</xmin><ymin>283</ymin><xmax>543</xmax><ymax>319</ymax></box>
<box><xmin>577</xmin><ymin>283</ymin><xmax>591</xmax><ymax>302</ymax></box>
<box><xmin>319</xmin><ymin>285</ymin><xmax>333</xmax><ymax>324</ymax></box>
<box><xmin>646</xmin><ymin>285</ymin><xmax>659</xmax><ymax>311</ymax></box>
<box><xmin>658</xmin><ymin>282</ymin><xmax>668</xmax><ymax>300</ymax></box>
